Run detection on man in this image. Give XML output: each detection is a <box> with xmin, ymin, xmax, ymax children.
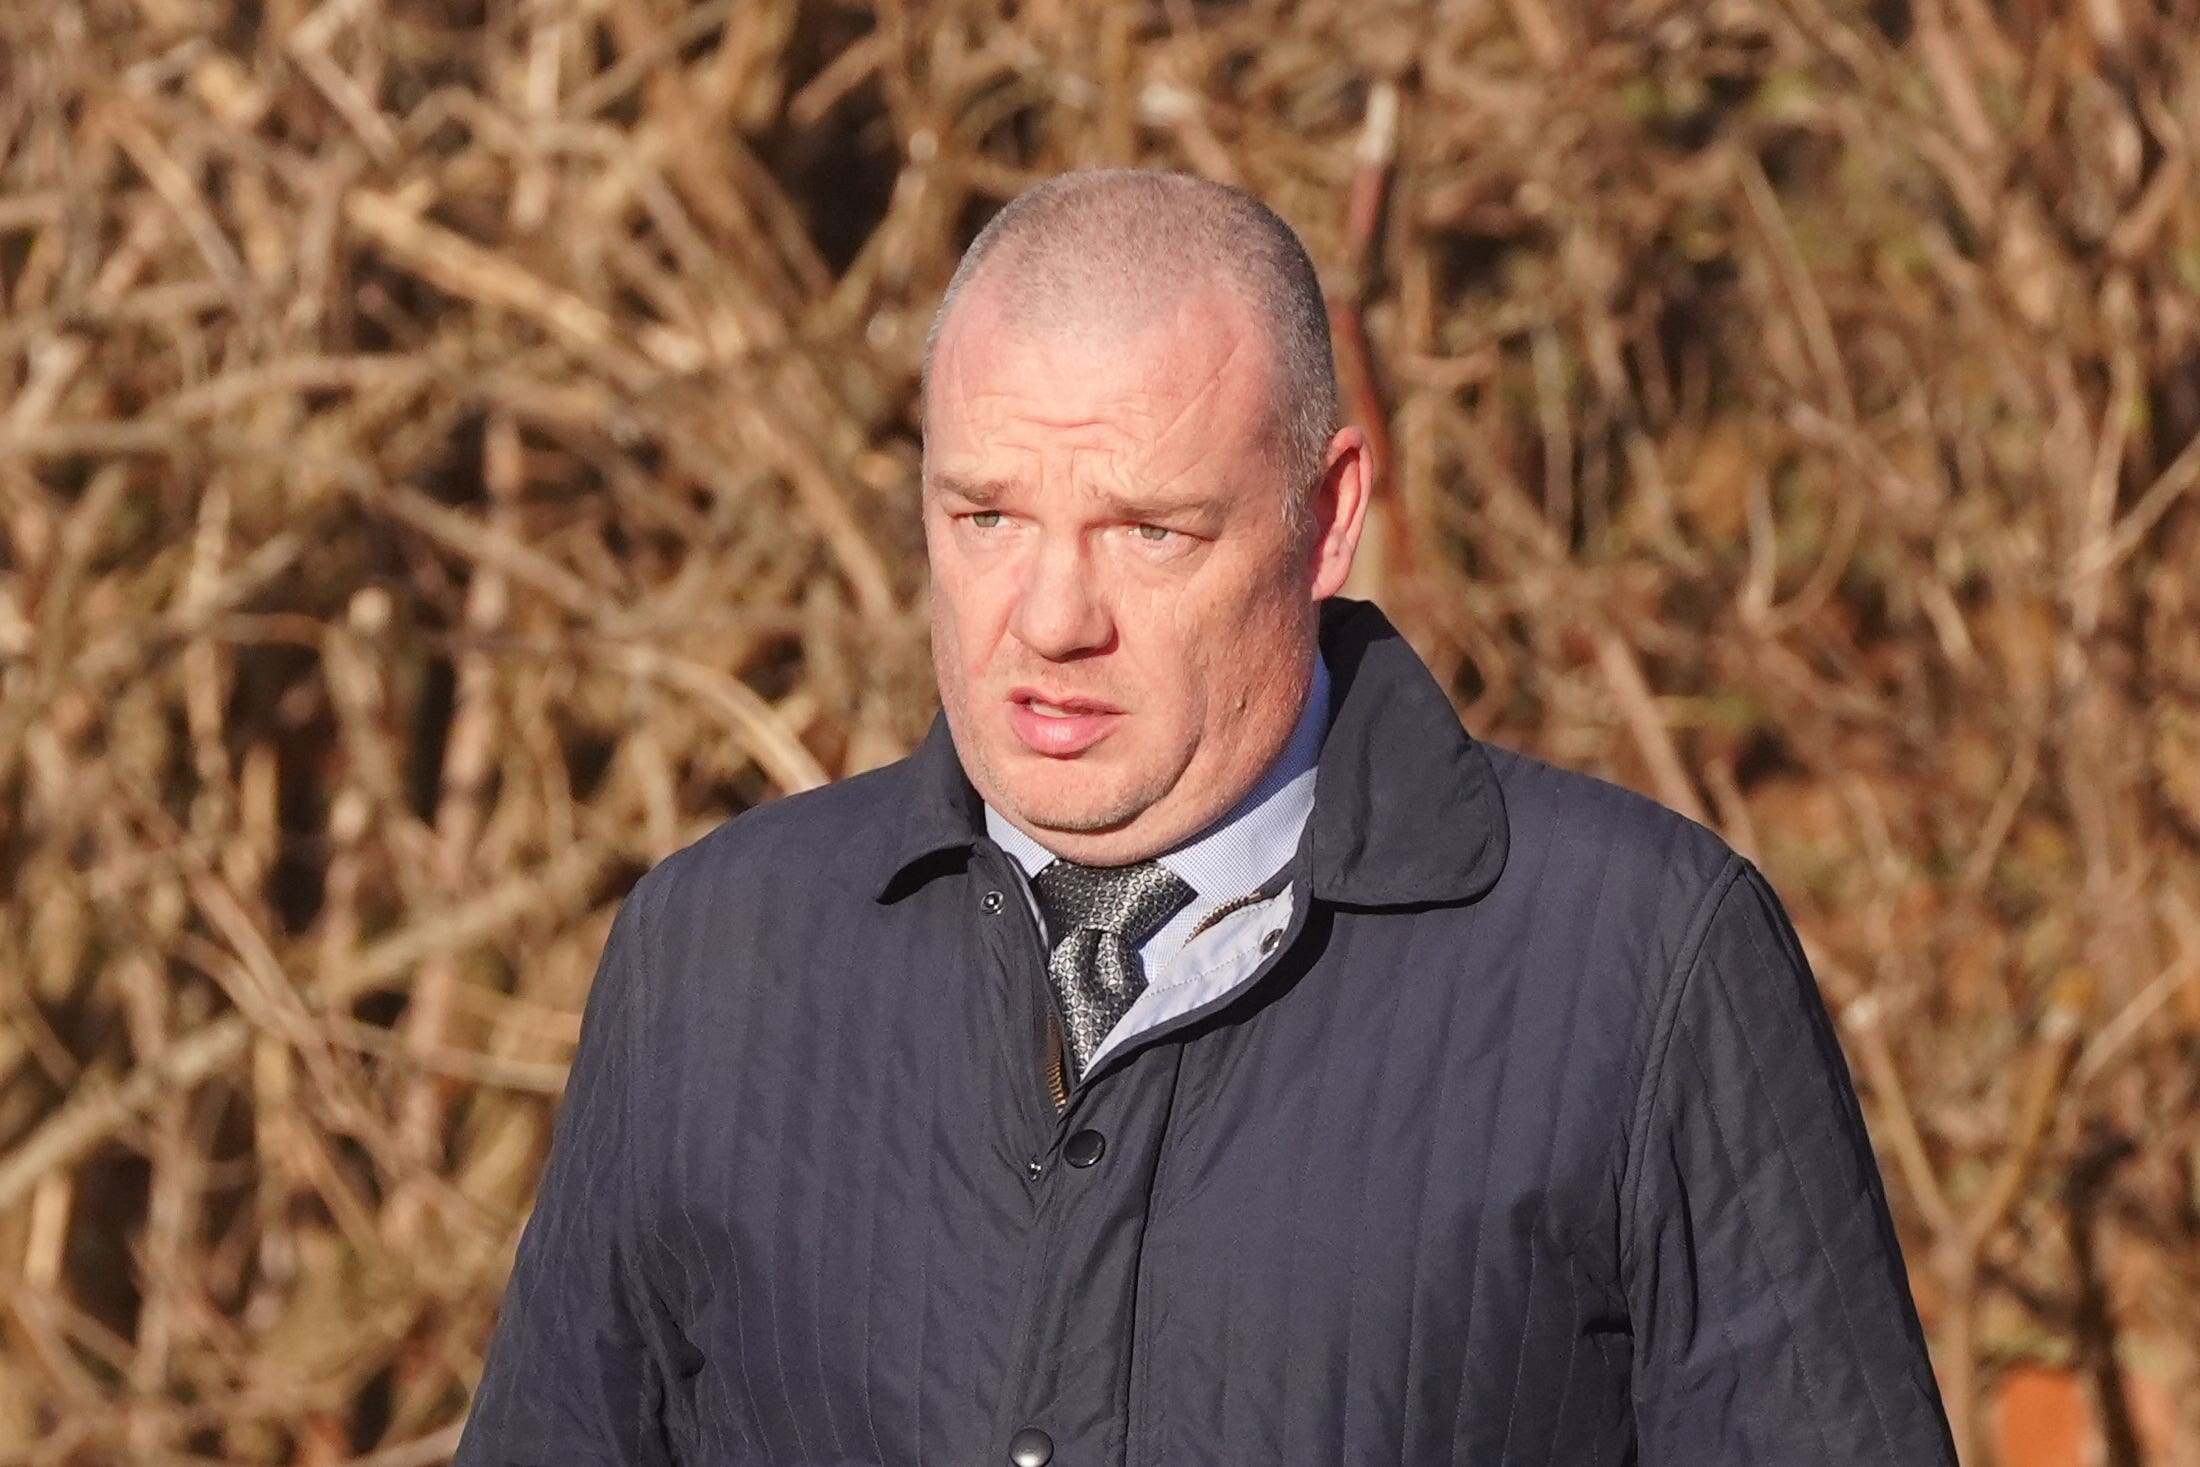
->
<box><xmin>458</xmin><ymin>171</ymin><xmax>1956</xmax><ymax>1466</ymax></box>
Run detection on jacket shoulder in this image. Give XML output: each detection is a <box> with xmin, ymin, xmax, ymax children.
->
<box><xmin>1478</xmin><ymin>741</ymin><xmax>1742</xmax><ymax>931</ymax></box>
<box><xmin>632</xmin><ymin>755</ymin><xmax>923</xmax><ymax>920</ymax></box>
<box><xmin>1470</xmin><ymin>744</ymin><xmax>1768</xmax><ymax>1128</ymax></box>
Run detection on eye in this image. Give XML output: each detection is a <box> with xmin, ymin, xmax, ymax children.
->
<box><xmin>1131</xmin><ymin>523</ymin><xmax>1176</xmax><ymax>543</ymax></box>
<box><xmin>968</xmin><ymin>510</ymin><xmax>1005</xmax><ymax>529</ymax></box>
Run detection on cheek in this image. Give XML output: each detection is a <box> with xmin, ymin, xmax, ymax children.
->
<box><xmin>1197</xmin><ymin>588</ymin><xmax>1298</xmax><ymax>714</ymax></box>
<box><xmin>928</xmin><ymin>554</ymin><xmax>993</xmax><ymax>662</ymax></box>
<box><xmin>928</xmin><ymin>599</ymin><xmax>965</xmax><ymax>712</ymax></box>
<box><xmin>1153</xmin><ymin>629</ymin><xmax>1226</xmax><ymax>738</ymax></box>
<box><xmin>1127</xmin><ymin>582</ymin><xmax>1251</xmax><ymax>710</ymax></box>
<box><xmin>951</xmin><ymin>596</ymin><xmax>1036</xmax><ymax>711</ymax></box>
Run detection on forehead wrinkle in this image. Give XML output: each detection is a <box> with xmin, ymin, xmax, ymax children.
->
<box><xmin>1033</xmin><ymin>333</ymin><xmax>1261</xmax><ymax>484</ymax></box>
<box><xmin>1141</xmin><ymin>331</ymin><xmax>1288</xmax><ymax>506</ymax></box>
<box><xmin>928</xmin><ymin>293</ymin><xmax>1275</xmax><ymax>513</ymax></box>
<box><xmin>1145</xmin><ymin>328</ymin><xmax>1253</xmax><ymax>445</ymax></box>
<box><xmin>955</xmin><ymin>372</ymin><xmax>1160</xmax><ymax>445</ymax></box>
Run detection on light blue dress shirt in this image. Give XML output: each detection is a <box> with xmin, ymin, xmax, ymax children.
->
<box><xmin>984</xmin><ymin>655</ymin><xmax>1329</xmax><ymax>1068</ymax></box>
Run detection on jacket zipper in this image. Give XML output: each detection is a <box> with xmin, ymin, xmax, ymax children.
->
<box><xmin>1184</xmin><ymin>888</ymin><xmax>1272</xmax><ymax>943</ymax></box>
<box><xmin>1046</xmin><ymin>1024</ymin><xmax>1068</xmax><ymax>1114</ymax></box>
<box><xmin>1043</xmin><ymin>886</ymin><xmax>1275</xmax><ymax>1116</ymax></box>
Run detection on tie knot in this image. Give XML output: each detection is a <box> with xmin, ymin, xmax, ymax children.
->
<box><xmin>1032</xmin><ymin>859</ymin><xmax>1196</xmax><ymax>949</ymax></box>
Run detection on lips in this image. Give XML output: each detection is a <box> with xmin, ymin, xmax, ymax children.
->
<box><xmin>1006</xmin><ymin>687</ymin><xmax>1122</xmax><ymax>757</ymax></box>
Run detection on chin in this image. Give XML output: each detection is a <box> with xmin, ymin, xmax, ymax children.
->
<box><xmin>1003</xmin><ymin>786</ymin><xmax>1140</xmax><ymax>836</ymax></box>
<box><xmin>991</xmin><ymin>760</ymin><xmax>1152</xmax><ymax>835</ymax></box>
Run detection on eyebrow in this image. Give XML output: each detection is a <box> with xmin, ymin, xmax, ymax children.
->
<box><xmin>925</xmin><ymin>472</ymin><xmax>1217</xmax><ymax>525</ymax></box>
<box><xmin>1100</xmin><ymin>489</ymin><xmax>1214</xmax><ymax>524</ymax></box>
<box><xmin>923</xmin><ymin>473</ymin><xmax>1013</xmax><ymax>505</ymax></box>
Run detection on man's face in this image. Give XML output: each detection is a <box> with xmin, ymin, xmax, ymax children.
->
<box><xmin>923</xmin><ymin>281</ymin><xmax>1364</xmax><ymax>866</ymax></box>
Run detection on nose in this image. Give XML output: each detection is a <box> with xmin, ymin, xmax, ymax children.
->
<box><xmin>1009</xmin><ymin>534</ymin><xmax>1113</xmax><ymax>659</ymax></box>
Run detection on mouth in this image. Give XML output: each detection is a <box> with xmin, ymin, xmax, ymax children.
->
<box><xmin>1005</xmin><ymin>688</ymin><xmax>1122</xmax><ymax>757</ymax></box>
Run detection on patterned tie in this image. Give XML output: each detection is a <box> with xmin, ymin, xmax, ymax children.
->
<box><xmin>1031</xmin><ymin>858</ymin><xmax>1196</xmax><ymax>1083</ymax></box>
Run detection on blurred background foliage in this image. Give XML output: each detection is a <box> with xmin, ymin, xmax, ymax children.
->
<box><xmin>2</xmin><ymin>0</ymin><xmax>2198</xmax><ymax>1462</ymax></box>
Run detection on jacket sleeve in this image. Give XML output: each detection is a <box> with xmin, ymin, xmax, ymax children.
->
<box><xmin>456</xmin><ymin>886</ymin><xmax>681</xmax><ymax>1467</ymax></box>
<box><xmin>1623</xmin><ymin>862</ymin><xmax>1957</xmax><ymax>1466</ymax></box>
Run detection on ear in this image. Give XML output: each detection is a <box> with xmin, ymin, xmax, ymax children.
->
<box><xmin>1307</xmin><ymin>425</ymin><xmax>1374</xmax><ymax>601</ymax></box>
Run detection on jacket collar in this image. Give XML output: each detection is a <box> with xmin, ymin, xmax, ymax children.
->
<box><xmin>1302</xmin><ymin>598</ymin><xmax>1509</xmax><ymax>905</ymax></box>
<box><xmin>868</xmin><ymin>598</ymin><xmax>1509</xmax><ymax>907</ymax></box>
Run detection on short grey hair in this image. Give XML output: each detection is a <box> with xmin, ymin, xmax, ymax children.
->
<box><xmin>921</xmin><ymin>170</ymin><xmax>1339</xmax><ymax>527</ymax></box>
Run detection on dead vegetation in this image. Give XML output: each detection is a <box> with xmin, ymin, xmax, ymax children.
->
<box><xmin>1</xmin><ymin>0</ymin><xmax>2197</xmax><ymax>1462</ymax></box>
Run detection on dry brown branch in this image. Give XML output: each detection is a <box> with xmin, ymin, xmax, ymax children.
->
<box><xmin>4</xmin><ymin>0</ymin><xmax>2199</xmax><ymax>1461</ymax></box>
<box><xmin>0</xmin><ymin>1019</ymin><xmax>252</xmax><ymax>1217</ymax></box>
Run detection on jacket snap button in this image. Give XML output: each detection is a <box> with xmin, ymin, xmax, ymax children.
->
<box><xmin>1024</xmin><ymin>1157</ymin><xmax>1043</xmax><ymax>1181</ymax></box>
<box><xmin>1008</xmin><ymin>1426</ymin><xmax>1054</xmax><ymax>1465</ymax></box>
<box><xmin>1261</xmin><ymin>928</ymin><xmax>1283</xmax><ymax>953</ymax></box>
<box><xmin>1063</xmin><ymin>1129</ymin><xmax>1106</xmax><ymax>1168</ymax></box>
<box><xmin>979</xmin><ymin>889</ymin><xmax>1005</xmax><ymax>914</ymax></box>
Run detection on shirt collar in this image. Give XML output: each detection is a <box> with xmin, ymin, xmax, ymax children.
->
<box><xmin>867</xmin><ymin>598</ymin><xmax>1508</xmax><ymax>909</ymax></box>
<box><xmin>982</xmin><ymin>655</ymin><xmax>1329</xmax><ymax>900</ymax></box>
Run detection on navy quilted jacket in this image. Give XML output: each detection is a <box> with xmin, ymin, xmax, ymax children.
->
<box><xmin>458</xmin><ymin>600</ymin><xmax>1956</xmax><ymax>1466</ymax></box>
